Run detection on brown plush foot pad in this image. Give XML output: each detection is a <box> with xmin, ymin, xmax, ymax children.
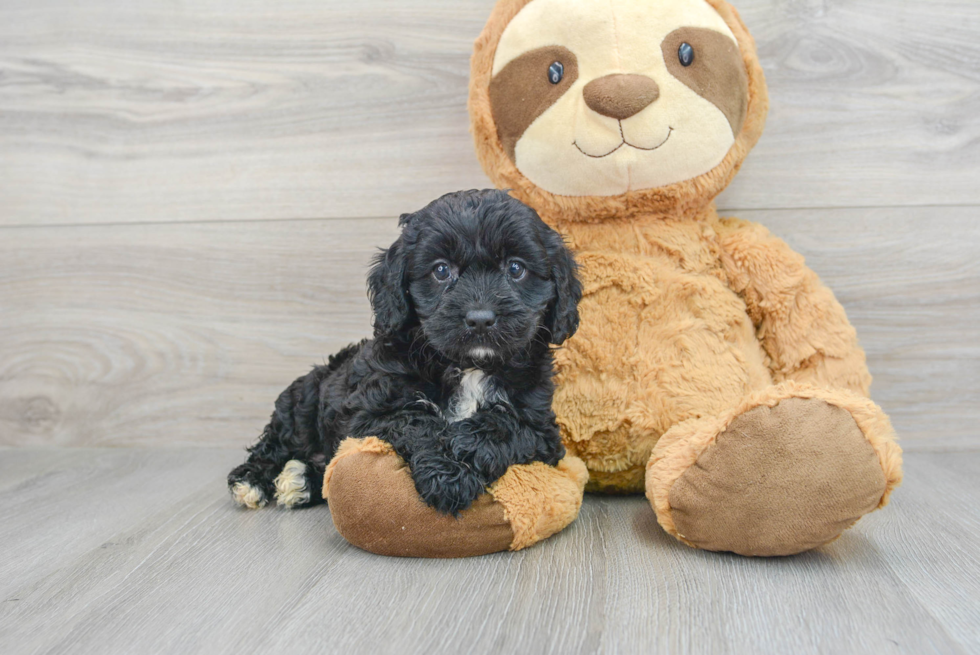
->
<box><xmin>670</xmin><ymin>397</ymin><xmax>885</xmax><ymax>556</ymax></box>
<box><xmin>323</xmin><ymin>437</ymin><xmax>588</xmax><ymax>558</ymax></box>
<box><xmin>648</xmin><ymin>383</ymin><xmax>903</xmax><ymax>557</ymax></box>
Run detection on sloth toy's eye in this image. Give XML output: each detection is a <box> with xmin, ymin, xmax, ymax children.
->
<box><xmin>678</xmin><ymin>42</ymin><xmax>695</xmax><ymax>67</ymax></box>
<box><xmin>432</xmin><ymin>262</ymin><xmax>452</xmax><ymax>282</ymax></box>
<box><xmin>547</xmin><ymin>61</ymin><xmax>564</xmax><ymax>84</ymax></box>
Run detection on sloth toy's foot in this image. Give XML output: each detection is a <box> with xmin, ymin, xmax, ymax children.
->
<box><xmin>646</xmin><ymin>382</ymin><xmax>903</xmax><ymax>556</ymax></box>
<box><xmin>323</xmin><ymin>437</ymin><xmax>589</xmax><ymax>558</ymax></box>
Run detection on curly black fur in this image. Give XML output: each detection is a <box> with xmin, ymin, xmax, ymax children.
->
<box><xmin>228</xmin><ymin>189</ymin><xmax>582</xmax><ymax>514</ymax></box>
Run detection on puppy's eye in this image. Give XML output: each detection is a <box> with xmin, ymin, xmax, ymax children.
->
<box><xmin>678</xmin><ymin>42</ymin><xmax>695</xmax><ymax>67</ymax></box>
<box><xmin>432</xmin><ymin>263</ymin><xmax>452</xmax><ymax>282</ymax></box>
<box><xmin>548</xmin><ymin>61</ymin><xmax>564</xmax><ymax>85</ymax></box>
<box><xmin>507</xmin><ymin>260</ymin><xmax>527</xmax><ymax>280</ymax></box>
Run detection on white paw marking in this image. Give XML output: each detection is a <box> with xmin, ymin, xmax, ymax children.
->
<box><xmin>231</xmin><ymin>481</ymin><xmax>267</xmax><ymax>509</ymax></box>
<box><xmin>274</xmin><ymin>460</ymin><xmax>311</xmax><ymax>509</ymax></box>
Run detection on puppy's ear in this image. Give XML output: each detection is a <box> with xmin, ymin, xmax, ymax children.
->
<box><xmin>367</xmin><ymin>214</ymin><xmax>415</xmax><ymax>337</ymax></box>
<box><xmin>544</xmin><ymin>232</ymin><xmax>582</xmax><ymax>345</ymax></box>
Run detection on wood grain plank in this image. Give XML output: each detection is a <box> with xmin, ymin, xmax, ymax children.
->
<box><xmin>0</xmin><ymin>217</ymin><xmax>401</xmax><ymax>447</ymax></box>
<box><xmin>0</xmin><ymin>449</ymin><xmax>975</xmax><ymax>654</ymax></box>
<box><xmin>860</xmin><ymin>452</ymin><xmax>980</xmax><ymax>651</ymax></box>
<box><xmin>0</xmin><ymin>0</ymin><xmax>978</xmax><ymax>226</ymax></box>
<box><xmin>0</xmin><ymin>206</ymin><xmax>976</xmax><ymax>449</ymax></box>
<box><xmin>0</xmin><ymin>447</ymin><xmax>81</xmax><ymax>493</ymax></box>
<box><xmin>0</xmin><ymin>448</ymin><xmax>245</xmax><ymax>601</ymax></box>
<box><xmin>723</xmin><ymin>0</ymin><xmax>980</xmax><ymax>212</ymax></box>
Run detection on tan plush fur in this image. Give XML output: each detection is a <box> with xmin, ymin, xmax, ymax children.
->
<box><xmin>489</xmin><ymin>456</ymin><xmax>589</xmax><ymax>550</ymax></box>
<box><xmin>469</xmin><ymin>0</ymin><xmax>902</xmax><ymax>554</ymax></box>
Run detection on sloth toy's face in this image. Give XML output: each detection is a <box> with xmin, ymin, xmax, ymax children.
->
<box><xmin>489</xmin><ymin>0</ymin><xmax>749</xmax><ymax>197</ymax></box>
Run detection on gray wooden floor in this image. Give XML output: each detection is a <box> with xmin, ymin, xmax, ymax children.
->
<box><xmin>0</xmin><ymin>448</ymin><xmax>977</xmax><ymax>655</ymax></box>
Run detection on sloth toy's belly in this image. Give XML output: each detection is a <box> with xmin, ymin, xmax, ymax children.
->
<box><xmin>553</xmin><ymin>249</ymin><xmax>773</xmax><ymax>493</ymax></box>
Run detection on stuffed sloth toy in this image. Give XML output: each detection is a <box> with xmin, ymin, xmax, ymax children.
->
<box><xmin>324</xmin><ymin>0</ymin><xmax>903</xmax><ymax>557</ymax></box>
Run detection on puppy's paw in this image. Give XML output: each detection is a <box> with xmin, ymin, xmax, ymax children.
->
<box><xmin>410</xmin><ymin>453</ymin><xmax>487</xmax><ymax>516</ymax></box>
<box><xmin>230</xmin><ymin>481</ymin><xmax>267</xmax><ymax>509</ymax></box>
<box><xmin>274</xmin><ymin>460</ymin><xmax>311</xmax><ymax>509</ymax></box>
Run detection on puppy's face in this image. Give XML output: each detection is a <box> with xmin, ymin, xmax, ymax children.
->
<box><xmin>407</xmin><ymin>202</ymin><xmax>556</xmax><ymax>364</ymax></box>
<box><xmin>368</xmin><ymin>190</ymin><xmax>580</xmax><ymax>365</ymax></box>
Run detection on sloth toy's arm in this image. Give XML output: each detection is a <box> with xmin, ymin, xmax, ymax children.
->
<box><xmin>714</xmin><ymin>216</ymin><xmax>872</xmax><ymax>395</ymax></box>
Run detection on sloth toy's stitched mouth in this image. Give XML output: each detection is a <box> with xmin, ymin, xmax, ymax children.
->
<box><xmin>573</xmin><ymin>125</ymin><xmax>673</xmax><ymax>159</ymax></box>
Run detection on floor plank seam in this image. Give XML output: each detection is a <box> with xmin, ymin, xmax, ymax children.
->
<box><xmin>0</xmin><ymin>202</ymin><xmax>977</xmax><ymax>231</ymax></box>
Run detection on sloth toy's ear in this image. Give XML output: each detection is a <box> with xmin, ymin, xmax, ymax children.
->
<box><xmin>543</xmin><ymin>230</ymin><xmax>582</xmax><ymax>345</ymax></box>
<box><xmin>367</xmin><ymin>214</ymin><xmax>415</xmax><ymax>338</ymax></box>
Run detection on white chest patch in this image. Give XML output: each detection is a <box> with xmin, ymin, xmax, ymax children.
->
<box><xmin>447</xmin><ymin>369</ymin><xmax>508</xmax><ymax>423</ymax></box>
<box><xmin>449</xmin><ymin>369</ymin><xmax>487</xmax><ymax>422</ymax></box>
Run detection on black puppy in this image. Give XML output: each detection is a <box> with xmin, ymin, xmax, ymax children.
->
<box><xmin>227</xmin><ymin>189</ymin><xmax>581</xmax><ymax>514</ymax></box>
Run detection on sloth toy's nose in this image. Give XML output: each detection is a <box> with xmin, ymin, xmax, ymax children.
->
<box><xmin>583</xmin><ymin>74</ymin><xmax>660</xmax><ymax>120</ymax></box>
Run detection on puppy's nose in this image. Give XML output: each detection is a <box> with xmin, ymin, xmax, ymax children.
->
<box><xmin>583</xmin><ymin>74</ymin><xmax>660</xmax><ymax>120</ymax></box>
<box><xmin>464</xmin><ymin>309</ymin><xmax>497</xmax><ymax>333</ymax></box>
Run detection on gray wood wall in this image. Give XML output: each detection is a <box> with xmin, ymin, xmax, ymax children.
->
<box><xmin>1</xmin><ymin>0</ymin><xmax>977</xmax><ymax>450</ymax></box>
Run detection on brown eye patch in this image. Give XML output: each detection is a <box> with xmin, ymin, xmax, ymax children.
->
<box><xmin>489</xmin><ymin>46</ymin><xmax>579</xmax><ymax>162</ymax></box>
<box><xmin>661</xmin><ymin>27</ymin><xmax>748</xmax><ymax>137</ymax></box>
